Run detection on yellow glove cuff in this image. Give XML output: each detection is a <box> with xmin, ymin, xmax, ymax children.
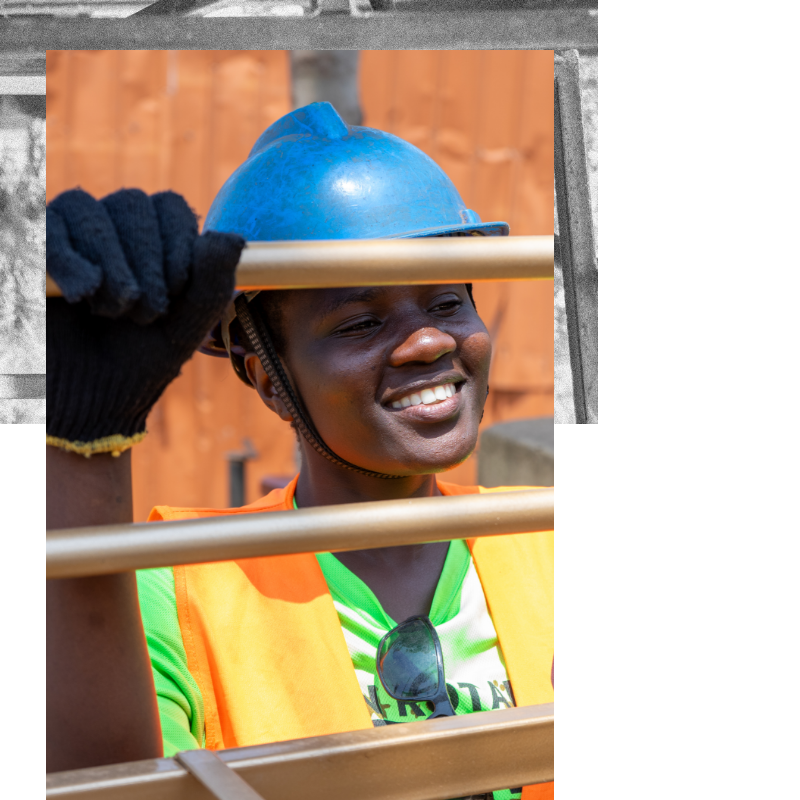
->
<box><xmin>46</xmin><ymin>431</ymin><xmax>147</xmax><ymax>458</ymax></box>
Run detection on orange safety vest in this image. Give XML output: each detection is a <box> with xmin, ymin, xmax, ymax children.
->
<box><xmin>149</xmin><ymin>477</ymin><xmax>554</xmax><ymax>799</ymax></box>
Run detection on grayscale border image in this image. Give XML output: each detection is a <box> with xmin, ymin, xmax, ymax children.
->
<box><xmin>0</xmin><ymin>92</ymin><xmax>46</xmax><ymax>424</ymax></box>
<box><xmin>554</xmin><ymin>51</ymin><xmax>597</xmax><ymax>424</ymax></box>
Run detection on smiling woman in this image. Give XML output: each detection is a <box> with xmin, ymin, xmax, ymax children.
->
<box><xmin>46</xmin><ymin>102</ymin><xmax>553</xmax><ymax>800</ymax></box>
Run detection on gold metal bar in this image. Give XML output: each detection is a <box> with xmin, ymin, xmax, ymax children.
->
<box><xmin>175</xmin><ymin>750</ymin><xmax>264</xmax><ymax>800</ymax></box>
<box><xmin>46</xmin><ymin>703</ymin><xmax>554</xmax><ymax>800</ymax></box>
<box><xmin>46</xmin><ymin>235</ymin><xmax>554</xmax><ymax>297</ymax></box>
<box><xmin>47</xmin><ymin>488</ymin><xmax>553</xmax><ymax>579</ymax></box>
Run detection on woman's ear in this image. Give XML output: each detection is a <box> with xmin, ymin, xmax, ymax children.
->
<box><xmin>243</xmin><ymin>353</ymin><xmax>293</xmax><ymax>423</ymax></box>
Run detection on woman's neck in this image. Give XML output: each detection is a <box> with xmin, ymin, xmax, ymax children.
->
<box><xmin>293</xmin><ymin>449</ymin><xmax>442</xmax><ymax>508</ymax></box>
<box><xmin>292</xmin><ymin>441</ymin><xmax>451</xmax><ymax>621</ymax></box>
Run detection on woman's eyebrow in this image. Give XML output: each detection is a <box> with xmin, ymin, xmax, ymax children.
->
<box><xmin>320</xmin><ymin>287</ymin><xmax>387</xmax><ymax>318</ymax></box>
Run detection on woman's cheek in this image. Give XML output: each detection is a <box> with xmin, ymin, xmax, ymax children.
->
<box><xmin>462</xmin><ymin>329</ymin><xmax>493</xmax><ymax>378</ymax></box>
<box><xmin>312</xmin><ymin>369</ymin><xmax>367</xmax><ymax>429</ymax></box>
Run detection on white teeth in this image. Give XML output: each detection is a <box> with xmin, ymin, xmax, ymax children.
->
<box><xmin>420</xmin><ymin>389</ymin><xmax>437</xmax><ymax>404</ymax></box>
<box><xmin>392</xmin><ymin>384</ymin><xmax>458</xmax><ymax>408</ymax></box>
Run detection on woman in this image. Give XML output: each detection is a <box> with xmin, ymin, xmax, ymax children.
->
<box><xmin>46</xmin><ymin>103</ymin><xmax>553</xmax><ymax>800</ymax></box>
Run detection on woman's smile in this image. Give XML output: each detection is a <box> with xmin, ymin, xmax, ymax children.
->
<box><xmin>384</xmin><ymin>375</ymin><xmax>465</xmax><ymax>423</ymax></box>
<box><xmin>386</xmin><ymin>386</ymin><xmax>462</xmax><ymax>422</ymax></box>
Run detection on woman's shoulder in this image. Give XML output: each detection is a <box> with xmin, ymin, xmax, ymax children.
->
<box><xmin>437</xmin><ymin>480</ymin><xmax>550</xmax><ymax>496</ymax></box>
<box><xmin>147</xmin><ymin>477</ymin><xmax>299</xmax><ymax>522</ymax></box>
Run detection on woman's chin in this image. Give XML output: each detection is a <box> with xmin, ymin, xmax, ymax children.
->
<box><xmin>384</xmin><ymin>446</ymin><xmax>477</xmax><ymax>477</ymax></box>
<box><xmin>322</xmin><ymin>425</ymin><xmax>480</xmax><ymax>478</ymax></box>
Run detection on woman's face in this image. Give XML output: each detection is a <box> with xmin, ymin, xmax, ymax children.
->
<box><xmin>266</xmin><ymin>284</ymin><xmax>492</xmax><ymax>477</ymax></box>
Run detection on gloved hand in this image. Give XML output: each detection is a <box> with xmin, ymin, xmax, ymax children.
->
<box><xmin>46</xmin><ymin>188</ymin><xmax>245</xmax><ymax>453</ymax></box>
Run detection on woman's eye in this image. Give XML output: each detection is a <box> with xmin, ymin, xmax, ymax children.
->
<box><xmin>337</xmin><ymin>319</ymin><xmax>380</xmax><ymax>335</ymax></box>
<box><xmin>431</xmin><ymin>299</ymin><xmax>463</xmax><ymax>314</ymax></box>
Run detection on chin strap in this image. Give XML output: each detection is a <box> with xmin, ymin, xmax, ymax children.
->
<box><xmin>234</xmin><ymin>293</ymin><xmax>403</xmax><ymax>480</ymax></box>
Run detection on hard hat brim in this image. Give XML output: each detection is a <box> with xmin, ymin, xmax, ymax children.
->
<box><xmin>385</xmin><ymin>221</ymin><xmax>509</xmax><ymax>238</ymax></box>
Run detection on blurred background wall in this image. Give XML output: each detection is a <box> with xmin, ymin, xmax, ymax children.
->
<box><xmin>46</xmin><ymin>49</ymin><xmax>554</xmax><ymax>520</ymax></box>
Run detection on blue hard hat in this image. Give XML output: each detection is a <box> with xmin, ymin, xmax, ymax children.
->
<box><xmin>199</xmin><ymin>101</ymin><xmax>508</xmax><ymax>379</ymax></box>
<box><xmin>204</xmin><ymin>101</ymin><xmax>508</xmax><ymax>241</ymax></box>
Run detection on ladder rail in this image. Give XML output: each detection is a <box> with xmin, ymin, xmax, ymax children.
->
<box><xmin>47</xmin><ymin>703</ymin><xmax>554</xmax><ymax>800</ymax></box>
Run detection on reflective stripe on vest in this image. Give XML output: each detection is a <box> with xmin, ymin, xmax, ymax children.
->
<box><xmin>149</xmin><ymin>477</ymin><xmax>554</xmax><ymax>799</ymax></box>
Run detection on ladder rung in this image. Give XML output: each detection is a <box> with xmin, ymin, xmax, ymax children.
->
<box><xmin>47</xmin><ymin>703</ymin><xmax>554</xmax><ymax>800</ymax></box>
<box><xmin>46</xmin><ymin>487</ymin><xmax>553</xmax><ymax>579</ymax></box>
<box><xmin>46</xmin><ymin>236</ymin><xmax>554</xmax><ymax>298</ymax></box>
<box><xmin>176</xmin><ymin>750</ymin><xmax>264</xmax><ymax>800</ymax></box>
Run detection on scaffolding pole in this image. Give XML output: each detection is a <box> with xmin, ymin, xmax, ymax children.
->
<box><xmin>46</xmin><ymin>235</ymin><xmax>554</xmax><ymax>297</ymax></box>
<box><xmin>47</xmin><ymin>703</ymin><xmax>554</xmax><ymax>800</ymax></box>
<box><xmin>47</xmin><ymin>487</ymin><xmax>553</xmax><ymax>579</ymax></box>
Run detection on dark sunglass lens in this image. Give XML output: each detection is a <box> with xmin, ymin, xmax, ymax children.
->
<box><xmin>378</xmin><ymin>619</ymin><xmax>439</xmax><ymax>700</ymax></box>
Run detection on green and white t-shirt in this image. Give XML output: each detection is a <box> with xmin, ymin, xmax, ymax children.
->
<box><xmin>137</xmin><ymin>539</ymin><xmax>521</xmax><ymax>800</ymax></box>
<box><xmin>317</xmin><ymin>541</ymin><xmax>516</xmax><ymax>724</ymax></box>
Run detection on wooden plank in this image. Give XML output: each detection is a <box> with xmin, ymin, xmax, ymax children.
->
<box><xmin>45</xmin><ymin>52</ymin><xmax>68</xmax><ymax>200</ymax></box>
<box><xmin>119</xmin><ymin>50</ymin><xmax>170</xmax><ymax>192</ymax></box>
<box><xmin>66</xmin><ymin>51</ymin><xmax>121</xmax><ymax>198</ymax></box>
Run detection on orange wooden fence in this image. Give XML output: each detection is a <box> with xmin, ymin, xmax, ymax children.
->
<box><xmin>46</xmin><ymin>50</ymin><xmax>554</xmax><ymax>519</ymax></box>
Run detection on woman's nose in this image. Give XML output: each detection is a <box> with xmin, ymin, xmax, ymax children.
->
<box><xmin>389</xmin><ymin>327</ymin><xmax>457</xmax><ymax>367</ymax></box>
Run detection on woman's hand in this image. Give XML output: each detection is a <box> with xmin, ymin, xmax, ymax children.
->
<box><xmin>46</xmin><ymin>187</ymin><xmax>244</xmax><ymax>447</ymax></box>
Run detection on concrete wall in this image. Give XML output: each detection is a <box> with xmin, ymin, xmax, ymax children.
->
<box><xmin>477</xmin><ymin>417</ymin><xmax>554</xmax><ymax>488</ymax></box>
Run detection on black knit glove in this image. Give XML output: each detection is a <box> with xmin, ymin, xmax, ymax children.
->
<box><xmin>46</xmin><ymin>188</ymin><xmax>244</xmax><ymax>455</ymax></box>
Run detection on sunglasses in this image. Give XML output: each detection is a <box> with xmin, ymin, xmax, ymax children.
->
<box><xmin>376</xmin><ymin>615</ymin><xmax>456</xmax><ymax>720</ymax></box>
